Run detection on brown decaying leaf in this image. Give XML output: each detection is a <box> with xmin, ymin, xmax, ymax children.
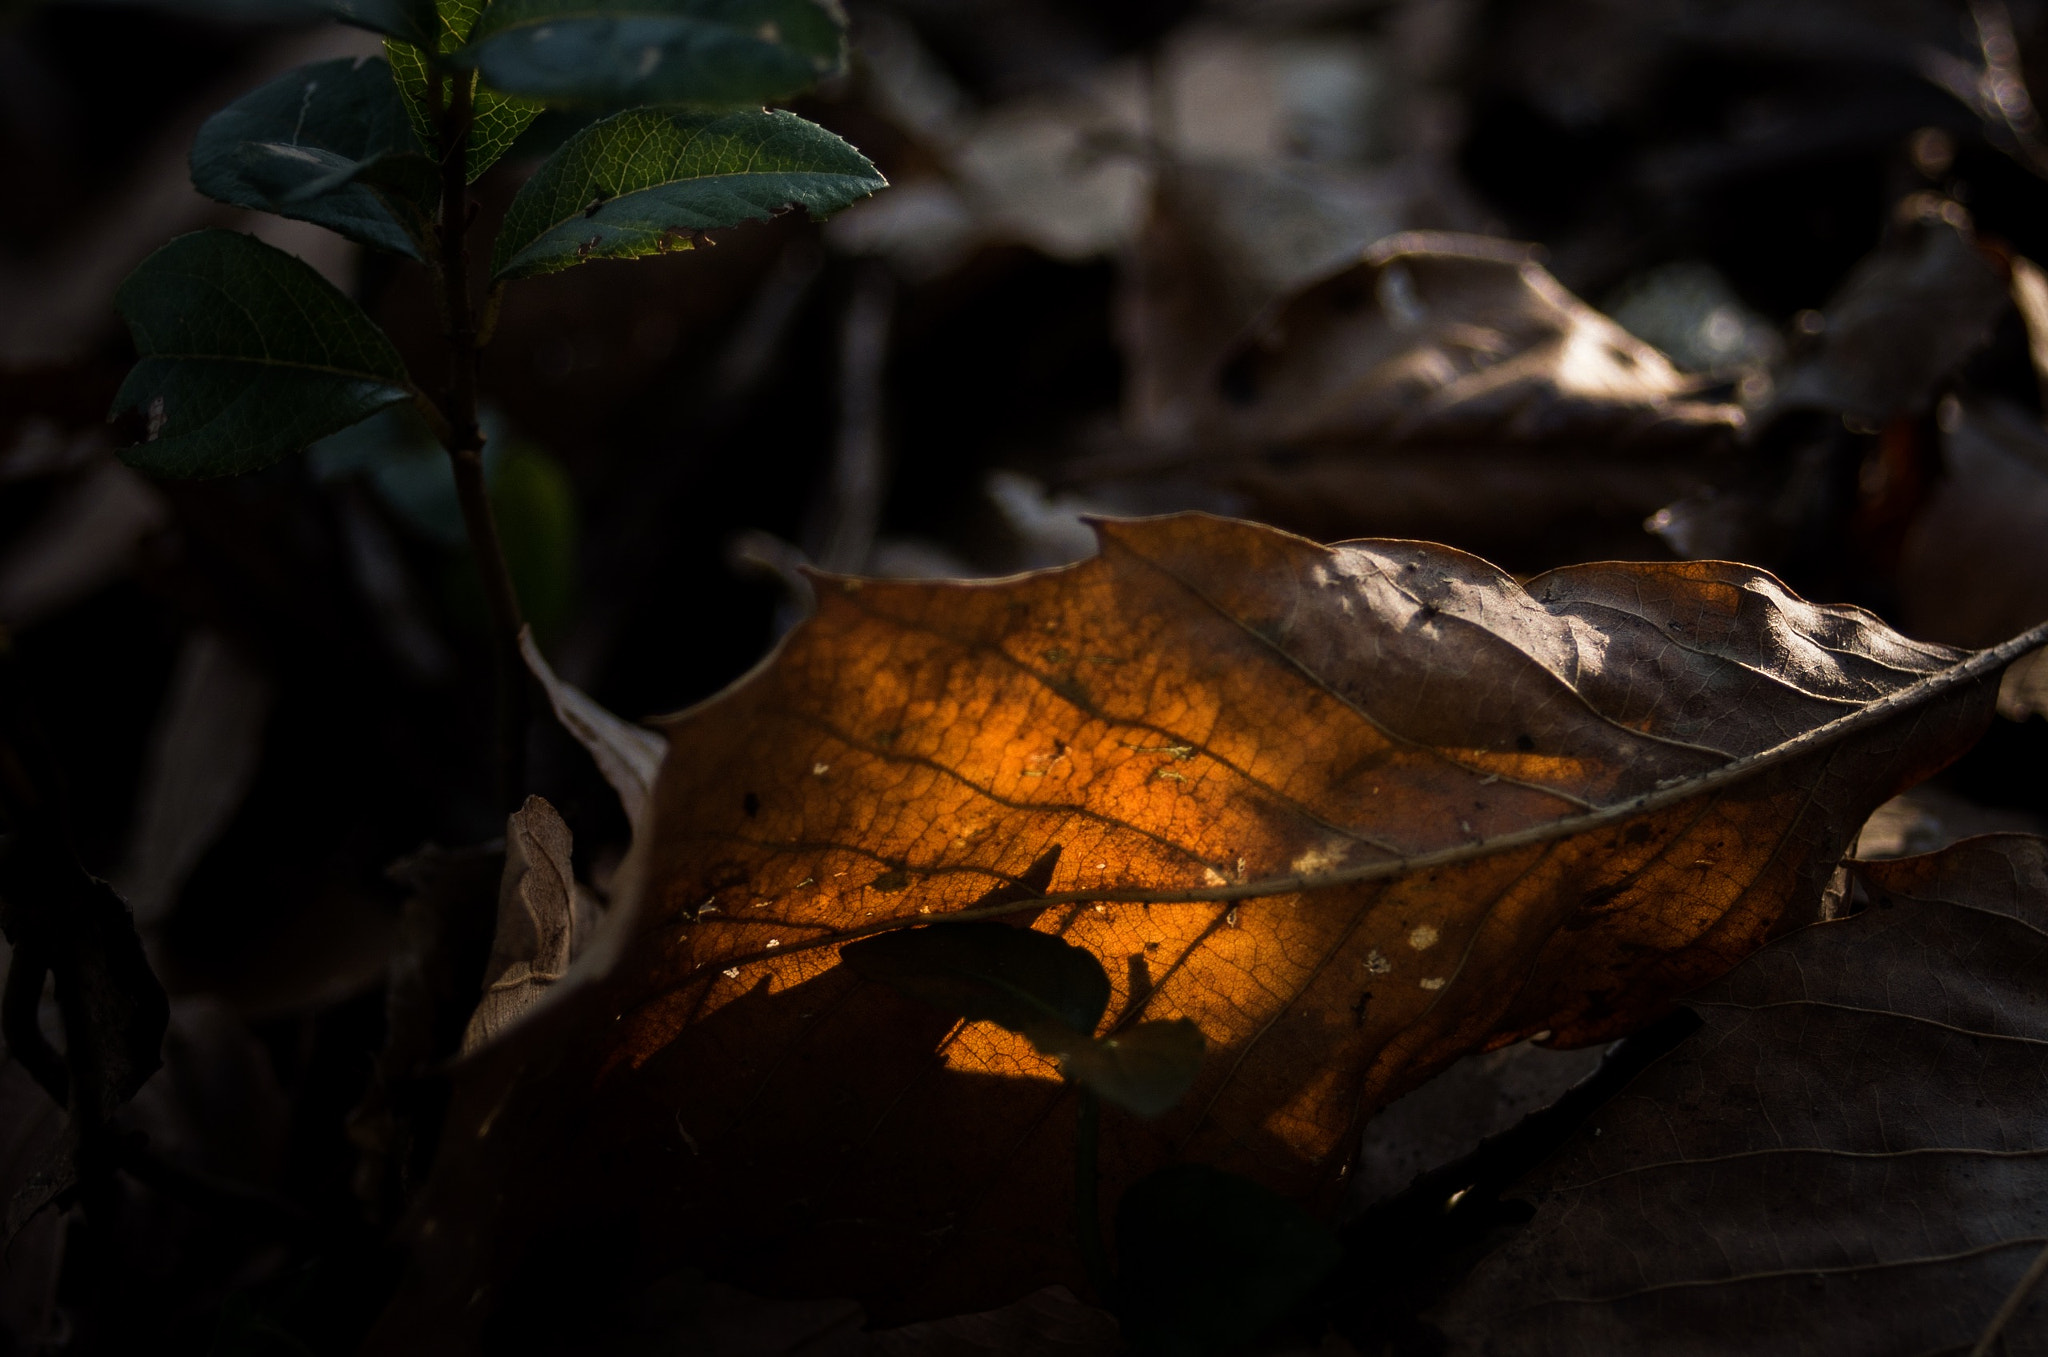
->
<box><xmin>1093</xmin><ymin>234</ymin><xmax>1742</xmax><ymax>561</ymax></box>
<box><xmin>1770</xmin><ymin>197</ymin><xmax>2008</xmax><ymax>423</ymax></box>
<box><xmin>1429</xmin><ymin>834</ymin><xmax>2048</xmax><ymax>1357</ymax></box>
<box><xmin>2003</xmin><ymin>651</ymin><xmax>2048</xmax><ymax>722</ymax></box>
<box><xmin>1347</xmin><ymin>1038</ymin><xmax>1606</xmax><ymax>1212</ymax></box>
<box><xmin>460</xmin><ymin>797</ymin><xmax>581</xmax><ymax>1057</ymax></box>
<box><xmin>1116</xmin><ymin>170</ymin><xmax>1469</xmax><ymax>448</ymax></box>
<box><xmin>380</xmin><ymin>513</ymin><xmax>2030</xmax><ymax>1343</ymax></box>
<box><xmin>1897</xmin><ymin>399</ymin><xmax>2048</xmax><ymax>650</ymax></box>
<box><xmin>1208</xmin><ymin>234</ymin><xmax>1728</xmax><ymax>449</ymax></box>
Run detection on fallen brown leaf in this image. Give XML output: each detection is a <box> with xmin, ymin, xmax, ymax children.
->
<box><xmin>1769</xmin><ymin>196</ymin><xmax>2008</xmax><ymax>424</ymax></box>
<box><xmin>1117</xmin><ymin>169</ymin><xmax>1471</xmax><ymax>449</ymax></box>
<box><xmin>1640</xmin><ymin>195</ymin><xmax>2015</xmax><ymax>588</ymax></box>
<box><xmin>1090</xmin><ymin>235</ymin><xmax>1742</xmax><ymax>563</ymax></box>
<box><xmin>1347</xmin><ymin>1038</ymin><xmax>1605</xmax><ymax>1214</ymax></box>
<box><xmin>379</xmin><ymin>513</ymin><xmax>2037</xmax><ymax>1345</ymax></box>
<box><xmin>461</xmin><ymin>797</ymin><xmax>583</xmax><ymax>1057</ymax></box>
<box><xmin>1428</xmin><ymin>833</ymin><xmax>2048</xmax><ymax>1356</ymax></box>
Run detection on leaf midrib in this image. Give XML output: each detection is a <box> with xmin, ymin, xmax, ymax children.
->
<box><xmin>509</xmin><ymin>166</ymin><xmax>875</xmax><ymax>257</ymax></box>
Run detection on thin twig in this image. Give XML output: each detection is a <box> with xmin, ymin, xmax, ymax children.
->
<box><xmin>679</xmin><ymin>618</ymin><xmax>2048</xmax><ymax>981</ymax></box>
<box><xmin>1924</xmin><ymin>2</ymin><xmax>2048</xmax><ymax>182</ymax></box>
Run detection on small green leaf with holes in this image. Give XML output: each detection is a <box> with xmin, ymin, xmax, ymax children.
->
<box><xmin>458</xmin><ymin>0</ymin><xmax>845</xmax><ymax>108</ymax></box>
<box><xmin>840</xmin><ymin>921</ymin><xmax>1111</xmax><ymax>1047</ymax></box>
<box><xmin>1115</xmin><ymin>1165</ymin><xmax>1343</xmax><ymax>1357</ymax></box>
<box><xmin>190</xmin><ymin>57</ymin><xmax>438</xmax><ymax>258</ymax></box>
<box><xmin>113</xmin><ymin>231</ymin><xmax>416</xmax><ymax>479</ymax></box>
<box><xmin>388</xmin><ymin>0</ymin><xmax>540</xmax><ymax>182</ymax></box>
<box><xmin>490</xmin><ymin>107</ymin><xmax>883</xmax><ymax>279</ymax></box>
<box><xmin>1058</xmin><ymin>1018</ymin><xmax>1205</xmax><ymax>1117</ymax></box>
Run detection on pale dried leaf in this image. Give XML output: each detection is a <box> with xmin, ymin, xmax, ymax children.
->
<box><xmin>2001</xmin><ymin>649</ymin><xmax>2048</xmax><ymax>722</ymax></box>
<box><xmin>460</xmin><ymin>797</ymin><xmax>578</xmax><ymax>1056</ymax></box>
<box><xmin>520</xmin><ymin>628</ymin><xmax>666</xmax><ymax>827</ymax></box>
<box><xmin>2010</xmin><ymin>255</ymin><xmax>2048</xmax><ymax>408</ymax></box>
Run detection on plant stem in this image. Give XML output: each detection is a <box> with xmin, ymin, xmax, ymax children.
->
<box><xmin>429</xmin><ymin>58</ymin><xmax>527</xmax><ymax>809</ymax></box>
<box><xmin>1075</xmin><ymin>1088</ymin><xmax>1111</xmax><ymax>1296</ymax></box>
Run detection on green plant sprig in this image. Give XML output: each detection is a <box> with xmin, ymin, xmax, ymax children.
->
<box><xmin>112</xmin><ymin>0</ymin><xmax>887</xmax><ymax>808</ymax></box>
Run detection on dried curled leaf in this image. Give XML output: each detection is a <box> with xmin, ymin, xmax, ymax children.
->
<box><xmin>383</xmin><ymin>514</ymin><xmax>2028</xmax><ymax>1344</ymax></box>
<box><xmin>461</xmin><ymin>796</ymin><xmax>582</xmax><ymax>1055</ymax></box>
<box><xmin>1096</xmin><ymin>233</ymin><xmax>1743</xmax><ymax>561</ymax></box>
<box><xmin>520</xmin><ymin>628</ymin><xmax>665</xmax><ymax>827</ymax></box>
<box><xmin>1429</xmin><ymin>834</ymin><xmax>2048</xmax><ymax>1356</ymax></box>
<box><xmin>1210</xmin><ymin>233</ymin><xmax>1727</xmax><ymax>448</ymax></box>
<box><xmin>1770</xmin><ymin>198</ymin><xmax>2008</xmax><ymax>423</ymax></box>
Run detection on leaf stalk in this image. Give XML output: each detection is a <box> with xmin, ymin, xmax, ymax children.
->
<box><xmin>429</xmin><ymin>55</ymin><xmax>527</xmax><ymax>809</ymax></box>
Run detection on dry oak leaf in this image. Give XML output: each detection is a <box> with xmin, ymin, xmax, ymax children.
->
<box><xmin>378</xmin><ymin>514</ymin><xmax>2037</xmax><ymax>1346</ymax></box>
<box><xmin>1429</xmin><ymin>834</ymin><xmax>2048</xmax><ymax>1357</ymax></box>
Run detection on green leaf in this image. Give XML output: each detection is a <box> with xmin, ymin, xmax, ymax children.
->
<box><xmin>322</xmin><ymin>0</ymin><xmax>439</xmax><ymax>44</ymax></box>
<box><xmin>458</xmin><ymin>0</ymin><xmax>845</xmax><ymax>109</ymax></box>
<box><xmin>388</xmin><ymin>0</ymin><xmax>541</xmax><ymax>182</ymax></box>
<box><xmin>1114</xmin><ymin>1165</ymin><xmax>1343</xmax><ymax>1357</ymax></box>
<box><xmin>840</xmin><ymin>921</ymin><xmax>1111</xmax><ymax>1046</ymax></box>
<box><xmin>1057</xmin><ymin>1019</ymin><xmax>1204</xmax><ymax>1118</ymax></box>
<box><xmin>490</xmin><ymin>107</ymin><xmax>883</xmax><ymax>279</ymax></box>
<box><xmin>113</xmin><ymin>231</ymin><xmax>415</xmax><ymax>479</ymax></box>
<box><xmin>190</xmin><ymin>57</ymin><xmax>438</xmax><ymax>258</ymax></box>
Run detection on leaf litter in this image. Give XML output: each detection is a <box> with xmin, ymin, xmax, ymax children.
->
<box><xmin>1428</xmin><ymin>835</ymin><xmax>2048</xmax><ymax>1357</ymax></box>
<box><xmin>19</xmin><ymin>2</ymin><xmax>2048</xmax><ymax>1352</ymax></box>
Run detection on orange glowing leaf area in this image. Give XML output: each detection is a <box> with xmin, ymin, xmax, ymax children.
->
<box><xmin>388</xmin><ymin>513</ymin><xmax>2008</xmax><ymax>1337</ymax></box>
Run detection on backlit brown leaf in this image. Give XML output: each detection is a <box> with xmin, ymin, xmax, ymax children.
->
<box><xmin>380</xmin><ymin>513</ymin><xmax>2036</xmax><ymax>1346</ymax></box>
